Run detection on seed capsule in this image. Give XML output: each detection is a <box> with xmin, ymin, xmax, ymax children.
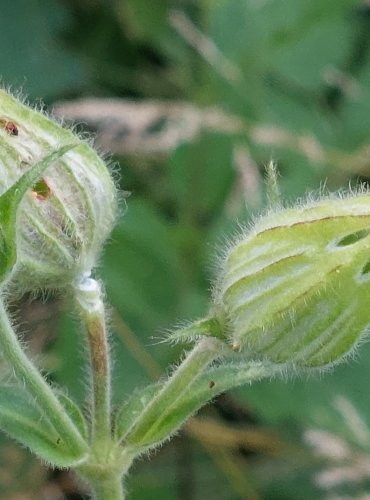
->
<box><xmin>0</xmin><ymin>90</ymin><xmax>117</xmax><ymax>292</ymax></box>
<box><xmin>213</xmin><ymin>194</ymin><xmax>370</xmax><ymax>368</ymax></box>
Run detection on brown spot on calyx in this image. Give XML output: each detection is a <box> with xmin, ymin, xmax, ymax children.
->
<box><xmin>31</xmin><ymin>178</ymin><xmax>51</xmax><ymax>201</ymax></box>
<box><xmin>0</xmin><ymin>118</ymin><xmax>19</xmax><ymax>136</ymax></box>
<box><xmin>209</xmin><ymin>380</ymin><xmax>215</xmax><ymax>389</ymax></box>
<box><xmin>4</xmin><ymin>121</ymin><xmax>18</xmax><ymax>136</ymax></box>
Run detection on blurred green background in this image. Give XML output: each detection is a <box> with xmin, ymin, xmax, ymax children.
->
<box><xmin>3</xmin><ymin>0</ymin><xmax>370</xmax><ymax>498</ymax></box>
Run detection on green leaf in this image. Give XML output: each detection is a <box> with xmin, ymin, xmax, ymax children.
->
<box><xmin>57</xmin><ymin>393</ymin><xmax>88</xmax><ymax>441</ymax></box>
<box><xmin>0</xmin><ymin>385</ymin><xmax>87</xmax><ymax>467</ymax></box>
<box><xmin>0</xmin><ymin>144</ymin><xmax>76</xmax><ymax>284</ymax></box>
<box><xmin>116</xmin><ymin>361</ymin><xmax>272</xmax><ymax>450</ymax></box>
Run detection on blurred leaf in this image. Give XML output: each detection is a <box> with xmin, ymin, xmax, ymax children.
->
<box><xmin>117</xmin><ymin>0</ymin><xmax>169</xmax><ymax>43</ymax></box>
<box><xmin>0</xmin><ymin>0</ymin><xmax>86</xmax><ymax>98</ymax></box>
<box><xmin>103</xmin><ymin>198</ymin><xmax>182</xmax><ymax>331</ymax></box>
<box><xmin>339</xmin><ymin>62</ymin><xmax>370</xmax><ymax>150</ymax></box>
<box><xmin>168</xmin><ymin>133</ymin><xmax>235</xmax><ymax>221</ymax></box>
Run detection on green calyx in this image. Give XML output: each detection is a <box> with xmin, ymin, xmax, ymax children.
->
<box><xmin>212</xmin><ymin>193</ymin><xmax>370</xmax><ymax>368</ymax></box>
<box><xmin>0</xmin><ymin>145</ymin><xmax>77</xmax><ymax>285</ymax></box>
<box><xmin>0</xmin><ymin>89</ymin><xmax>117</xmax><ymax>293</ymax></box>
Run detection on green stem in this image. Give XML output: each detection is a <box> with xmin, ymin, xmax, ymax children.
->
<box><xmin>74</xmin><ymin>278</ymin><xmax>111</xmax><ymax>443</ymax></box>
<box><xmin>89</xmin><ymin>474</ymin><xmax>125</xmax><ymax>500</ymax></box>
<box><xmin>0</xmin><ymin>297</ymin><xmax>87</xmax><ymax>456</ymax></box>
<box><xmin>125</xmin><ymin>337</ymin><xmax>223</xmax><ymax>448</ymax></box>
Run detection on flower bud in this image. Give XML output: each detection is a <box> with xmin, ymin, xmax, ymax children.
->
<box><xmin>213</xmin><ymin>194</ymin><xmax>370</xmax><ymax>368</ymax></box>
<box><xmin>0</xmin><ymin>89</ymin><xmax>117</xmax><ymax>292</ymax></box>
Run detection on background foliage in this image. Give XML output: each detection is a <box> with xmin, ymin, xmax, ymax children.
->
<box><xmin>2</xmin><ymin>0</ymin><xmax>370</xmax><ymax>498</ymax></box>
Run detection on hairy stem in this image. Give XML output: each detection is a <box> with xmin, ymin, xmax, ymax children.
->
<box><xmin>0</xmin><ymin>298</ymin><xmax>87</xmax><ymax>456</ymax></box>
<box><xmin>74</xmin><ymin>278</ymin><xmax>111</xmax><ymax>443</ymax></box>
<box><xmin>89</xmin><ymin>474</ymin><xmax>125</xmax><ymax>500</ymax></box>
<box><xmin>125</xmin><ymin>337</ymin><xmax>223</xmax><ymax>448</ymax></box>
